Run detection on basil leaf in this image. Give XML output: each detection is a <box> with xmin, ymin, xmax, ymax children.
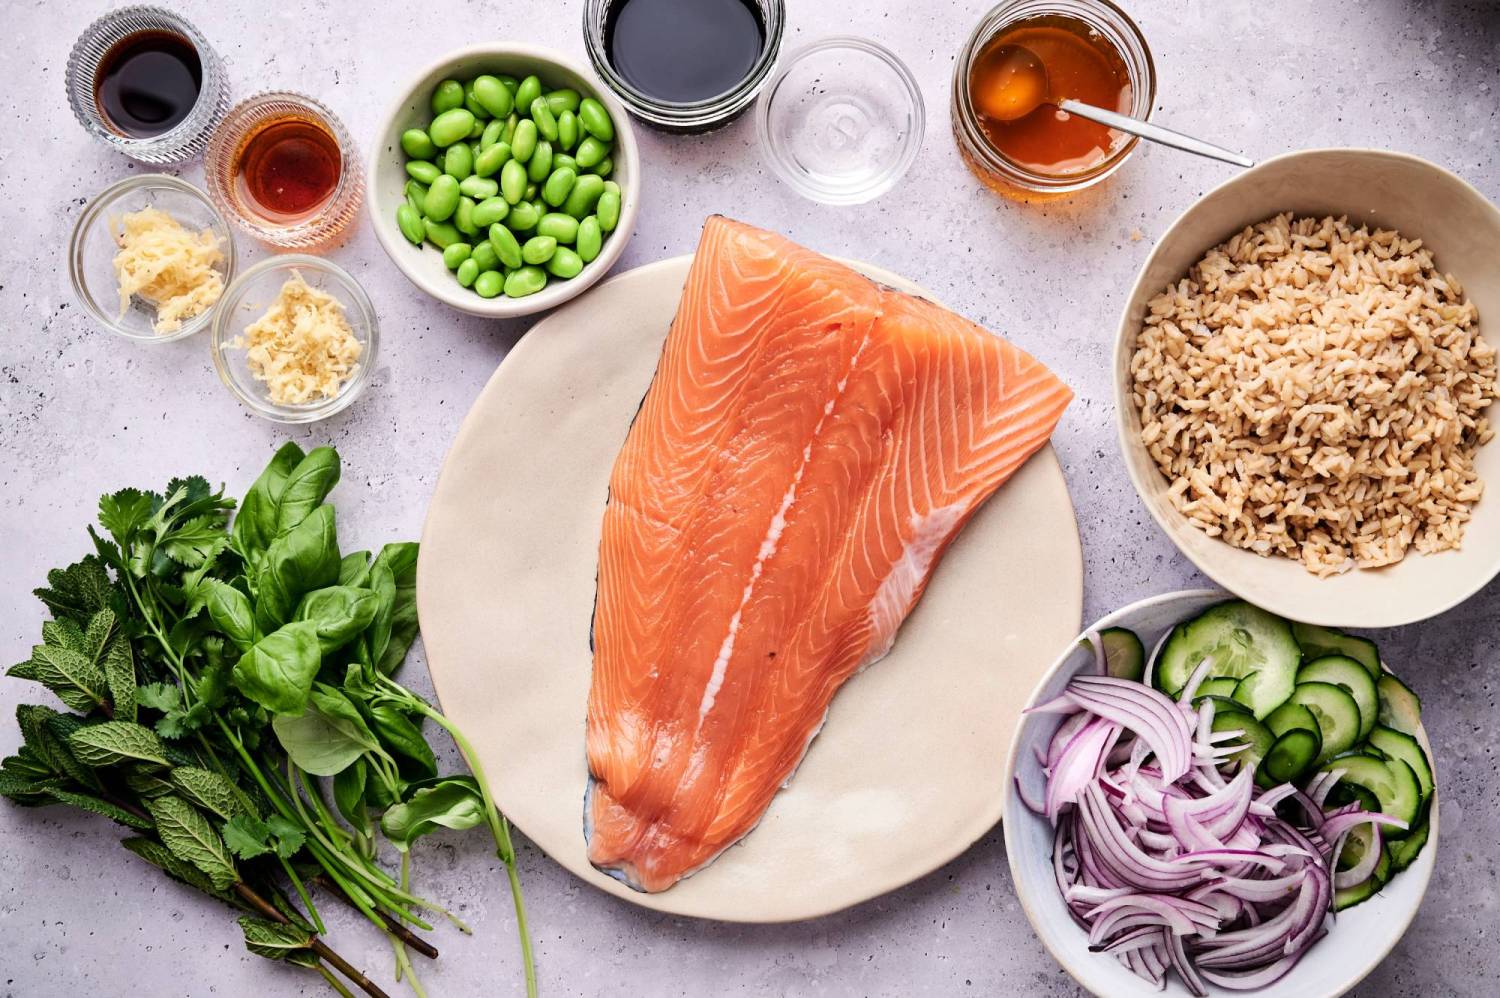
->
<box><xmin>271</xmin><ymin>683</ymin><xmax>379</xmax><ymax>776</ymax></box>
<box><xmin>295</xmin><ymin>585</ymin><xmax>380</xmax><ymax>655</ymax></box>
<box><xmin>360</xmin><ymin>558</ymin><xmax>398</xmax><ymax>673</ymax></box>
<box><xmin>373</xmin><ymin>543</ymin><xmax>420</xmax><ymax>675</ymax></box>
<box><xmin>68</xmin><ymin>720</ymin><xmax>170</xmax><ymax>768</ymax></box>
<box><xmin>380</xmin><ymin>778</ymin><xmax>486</xmax><ymax>852</ymax></box>
<box><xmin>254</xmin><ymin>505</ymin><xmax>341</xmax><ymax>633</ymax></box>
<box><xmin>369</xmin><ymin>705</ymin><xmax>437</xmax><ymax>779</ymax></box>
<box><xmin>146</xmin><ymin>795</ymin><xmax>239</xmax><ymax>891</ymax></box>
<box><xmin>338</xmin><ymin>550</ymin><xmax>372</xmax><ymax>588</ymax></box>
<box><xmin>203</xmin><ymin>579</ymin><xmax>257</xmax><ymax>653</ymax></box>
<box><xmin>232</xmin><ymin>442</ymin><xmax>305</xmax><ymax>566</ymax></box>
<box><xmin>332</xmin><ymin>758</ymin><xmax>369</xmax><ymax>830</ymax></box>
<box><xmin>273</xmin><ymin>448</ymin><xmax>340</xmax><ymax>539</ymax></box>
<box><xmin>232</xmin><ymin>622</ymin><xmax>322</xmax><ymax>716</ymax></box>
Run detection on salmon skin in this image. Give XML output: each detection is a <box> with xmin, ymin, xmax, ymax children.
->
<box><xmin>585</xmin><ymin>217</ymin><xmax>1073</xmax><ymax>892</ymax></box>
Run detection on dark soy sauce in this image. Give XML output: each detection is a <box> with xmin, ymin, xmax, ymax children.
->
<box><xmin>95</xmin><ymin>30</ymin><xmax>203</xmax><ymax>137</ymax></box>
<box><xmin>606</xmin><ymin>0</ymin><xmax>765</xmax><ymax>103</ymax></box>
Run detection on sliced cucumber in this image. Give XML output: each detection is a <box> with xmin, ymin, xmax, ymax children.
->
<box><xmin>1288</xmin><ymin>681</ymin><xmax>1361</xmax><ymax>763</ymax></box>
<box><xmin>1368</xmin><ymin>725</ymin><xmax>1435</xmax><ymax>802</ymax></box>
<box><xmin>1266</xmin><ymin>702</ymin><xmax>1319</xmax><ymax>738</ymax></box>
<box><xmin>1292</xmin><ymin>621</ymin><xmax>1381</xmax><ymax>679</ymax></box>
<box><xmin>1387</xmin><ymin>811</ymin><xmax>1432</xmax><ymax>872</ymax></box>
<box><xmin>1298</xmin><ymin>655</ymin><xmax>1379</xmax><ymax>739</ymax></box>
<box><xmin>1327</xmin><ymin>779</ymin><xmax>1381</xmax><ymax>814</ymax></box>
<box><xmin>1261</xmin><ymin>728</ymin><xmax>1320</xmax><ymax>785</ymax></box>
<box><xmin>1333</xmin><ymin>845</ymin><xmax>1392</xmax><ymax>911</ymax></box>
<box><xmin>1157</xmin><ymin>601</ymin><xmax>1299</xmax><ymax>719</ymax></box>
<box><xmin>1094</xmin><ymin>627</ymin><xmax>1145</xmax><ymax>682</ymax></box>
<box><xmin>1315</xmin><ymin>755</ymin><xmax>1422</xmax><ymax>836</ymax></box>
<box><xmin>1211</xmin><ymin>708</ymin><xmax>1274</xmax><ymax>774</ymax></box>
<box><xmin>1193</xmin><ymin>677</ymin><xmax>1240</xmax><ymax>701</ymax></box>
<box><xmin>1377</xmin><ymin>674</ymin><xmax>1423</xmax><ymax>735</ymax></box>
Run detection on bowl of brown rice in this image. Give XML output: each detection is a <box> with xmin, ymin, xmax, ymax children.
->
<box><xmin>1114</xmin><ymin>148</ymin><xmax>1500</xmax><ymax>627</ymax></box>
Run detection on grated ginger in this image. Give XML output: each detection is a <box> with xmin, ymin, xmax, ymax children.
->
<box><xmin>112</xmin><ymin>206</ymin><xmax>225</xmax><ymax>334</ymax></box>
<box><xmin>232</xmin><ymin>270</ymin><xmax>363</xmax><ymax>406</ymax></box>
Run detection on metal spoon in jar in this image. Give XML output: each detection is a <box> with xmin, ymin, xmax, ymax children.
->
<box><xmin>976</xmin><ymin>44</ymin><xmax>1254</xmax><ymax>168</ymax></box>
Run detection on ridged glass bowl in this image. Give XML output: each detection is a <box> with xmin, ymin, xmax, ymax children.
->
<box><xmin>68</xmin><ymin>174</ymin><xmax>236</xmax><ymax>343</ymax></box>
<box><xmin>210</xmin><ymin>255</ymin><xmax>378</xmax><ymax>423</ymax></box>
<box><xmin>65</xmin><ymin>5</ymin><xmax>230</xmax><ymax>164</ymax></box>
<box><xmin>204</xmin><ymin>92</ymin><xmax>364</xmax><ymax>250</ymax></box>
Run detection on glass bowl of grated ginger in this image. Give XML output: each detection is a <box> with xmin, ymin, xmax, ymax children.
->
<box><xmin>210</xmin><ymin>255</ymin><xmax>378</xmax><ymax>423</ymax></box>
<box><xmin>69</xmin><ymin>173</ymin><xmax>237</xmax><ymax>342</ymax></box>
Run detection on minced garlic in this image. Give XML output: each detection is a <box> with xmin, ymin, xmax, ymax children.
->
<box><xmin>112</xmin><ymin>206</ymin><xmax>225</xmax><ymax>334</ymax></box>
<box><xmin>232</xmin><ymin>270</ymin><xmax>362</xmax><ymax>406</ymax></box>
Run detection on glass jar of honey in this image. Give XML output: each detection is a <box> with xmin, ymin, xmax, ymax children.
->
<box><xmin>951</xmin><ymin>0</ymin><xmax>1155</xmax><ymax>201</ymax></box>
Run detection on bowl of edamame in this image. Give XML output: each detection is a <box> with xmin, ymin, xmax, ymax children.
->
<box><xmin>370</xmin><ymin>44</ymin><xmax>640</xmax><ymax>319</ymax></box>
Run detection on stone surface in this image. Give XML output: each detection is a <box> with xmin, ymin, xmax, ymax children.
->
<box><xmin>2</xmin><ymin>0</ymin><xmax>1498</xmax><ymax>995</ymax></box>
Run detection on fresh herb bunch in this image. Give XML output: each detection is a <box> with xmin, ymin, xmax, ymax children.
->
<box><xmin>1</xmin><ymin>443</ymin><xmax>536</xmax><ymax>998</ymax></box>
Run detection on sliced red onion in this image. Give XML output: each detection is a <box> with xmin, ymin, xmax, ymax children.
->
<box><xmin>1081</xmin><ymin>629</ymin><xmax>1106</xmax><ymax>674</ymax></box>
<box><xmin>1044</xmin><ymin>717</ymin><xmax>1121</xmax><ymax>821</ymax></box>
<box><xmin>1333</xmin><ymin>826</ymin><xmax>1383</xmax><ymax>890</ymax></box>
<box><xmin>1176</xmin><ymin>656</ymin><xmax>1216</xmax><ymax>705</ymax></box>
<box><xmin>1066</xmin><ymin>676</ymin><xmax>1193</xmax><ymax>782</ymax></box>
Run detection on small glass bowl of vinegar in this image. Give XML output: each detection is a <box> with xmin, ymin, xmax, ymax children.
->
<box><xmin>952</xmin><ymin>0</ymin><xmax>1155</xmax><ymax>201</ymax></box>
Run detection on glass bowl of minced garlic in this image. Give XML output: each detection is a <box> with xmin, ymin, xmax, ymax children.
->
<box><xmin>210</xmin><ymin>255</ymin><xmax>378</xmax><ymax>422</ymax></box>
<box><xmin>70</xmin><ymin>173</ymin><xmax>237</xmax><ymax>342</ymax></box>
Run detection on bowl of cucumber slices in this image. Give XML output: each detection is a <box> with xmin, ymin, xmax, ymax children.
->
<box><xmin>1004</xmin><ymin>590</ymin><xmax>1437</xmax><ymax>997</ymax></box>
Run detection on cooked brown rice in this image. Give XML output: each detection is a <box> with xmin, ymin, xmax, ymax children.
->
<box><xmin>1131</xmin><ymin>212</ymin><xmax>1496</xmax><ymax>576</ymax></box>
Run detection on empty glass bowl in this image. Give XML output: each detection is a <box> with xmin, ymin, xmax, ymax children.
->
<box><xmin>68</xmin><ymin>174</ymin><xmax>237</xmax><ymax>343</ymax></box>
<box><xmin>210</xmin><ymin>255</ymin><xmax>378</xmax><ymax>423</ymax></box>
<box><xmin>756</xmin><ymin>37</ymin><xmax>925</xmax><ymax>205</ymax></box>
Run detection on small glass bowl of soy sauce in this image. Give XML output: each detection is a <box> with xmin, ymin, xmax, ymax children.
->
<box><xmin>65</xmin><ymin>5</ymin><xmax>230</xmax><ymax>164</ymax></box>
<box><xmin>583</xmin><ymin>0</ymin><xmax>785</xmax><ymax>133</ymax></box>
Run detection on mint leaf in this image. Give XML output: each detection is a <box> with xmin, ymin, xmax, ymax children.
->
<box><xmin>238</xmin><ymin>916</ymin><xmax>313</xmax><ymax>961</ymax></box>
<box><xmin>68</xmin><ymin>720</ymin><xmax>170</xmax><ymax>768</ymax></box>
<box><xmin>222</xmin><ymin>814</ymin><xmax>272</xmax><ymax>860</ymax></box>
<box><xmin>146</xmin><ymin>795</ymin><xmax>239</xmax><ymax>890</ymax></box>
<box><xmin>170</xmin><ymin>766</ymin><xmax>247</xmax><ymax>821</ymax></box>
<box><xmin>45</xmin><ymin>788</ymin><xmax>154</xmax><ymax>830</ymax></box>
<box><xmin>34</xmin><ymin>558</ymin><xmax>118</xmax><ymax>622</ymax></box>
<box><xmin>121</xmin><ymin>836</ymin><xmax>229</xmax><ymax>900</ymax></box>
<box><xmin>12</xmin><ymin>644</ymin><xmax>110</xmax><ymax>714</ymax></box>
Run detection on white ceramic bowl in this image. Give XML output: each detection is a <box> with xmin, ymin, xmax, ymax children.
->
<box><xmin>368</xmin><ymin>44</ymin><xmax>639</xmax><ymax>319</ymax></box>
<box><xmin>1114</xmin><ymin>149</ymin><xmax>1500</xmax><ymax>627</ymax></box>
<box><xmin>1003</xmin><ymin>589</ymin><xmax>1438</xmax><ymax>998</ymax></box>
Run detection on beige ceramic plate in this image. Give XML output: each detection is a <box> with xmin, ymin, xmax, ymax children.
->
<box><xmin>1115</xmin><ymin>148</ymin><xmax>1500</xmax><ymax>628</ymax></box>
<box><xmin>419</xmin><ymin>256</ymin><xmax>1084</xmax><ymax>921</ymax></box>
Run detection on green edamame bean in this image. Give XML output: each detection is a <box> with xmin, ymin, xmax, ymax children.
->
<box><xmin>546</xmin><ymin>89</ymin><xmax>581</xmax><ymax>115</ymax></box>
<box><xmin>578</xmin><ymin>98</ymin><xmax>615</xmax><ymax>142</ymax></box>
<box><xmin>523</xmin><ymin>182</ymin><xmax>538</xmax><ymax>202</ymax></box>
<box><xmin>472</xmin><ymin>75</ymin><xmax>515</xmax><ymax>118</ymax></box>
<box><xmin>562</xmin><ymin>174</ymin><xmax>606</xmax><ymax>219</ymax></box>
<box><xmin>530</xmin><ymin>97</ymin><xmax>560</xmax><ymax>143</ymax></box>
<box><xmin>603</xmin><ymin>180</ymin><xmax>621</xmax><ymax>196</ymax></box>
<box><xmin>577</xmin><ymin>215</ymin><xmax>602</xmax><ymax>263</ymax></box>
<box><xmin>456</xmin><ymin>258</ymin><xmax>480</xmax><ymax>287</ymax></box>
<box><xmin>429</xmin><ymin>108</ymin><xmax>476</xmax><ymax>147</ymax></box>
<box><xmin>527</xmin><ymin>140</ymin><xmax>553</xmax><ymax>182</ymax></box>
<box><xmin>596</xmin><ymin>189</ymin><xmax>621</xmax><ymax>232</ymax></box>
<box><xmin>454</xmin><ymin>195</ymin><xmax>478</xmax><ymax>236</ymax></box>
<box><xmin>401</xmin><ymin>128</ymin><xmax>436</xmax><ymax>159</ymax></box>
<box><xmin>423</xmin><ymin>218</ymin><xmax>462</xmax><ymax>248</ymax></box>
<box><xmin>406</xmin><ymin>159</ymin><xmax>441</xmax><ymax>184</ymax></box>
<box><xmin>575</xmin><ymin>136</ymin><xmax>608</xmax><ymax>170</ymax></box>
<box><xmin>510</xmin><ymin>119</ymin><xmax>538</xmax><ymax>163</ymax></box>
<box><xmin>443</xmin><ymin>242</ymin><xmax>473</xmax><ymax>270</ymax></box>
<box><xmin>504</xmin><ymin>266</ymin><xmax>548</xmax><ymax>298</ymax></box>
<box><xmin>405</xmin><ymin>178</ymin><xmax>428</xmax><ymax>202</ymax></box>
<box><xmin>468</xmin><ymin>117</ymin><xmax>486</xmax><ymax>139</ymax></box>
<box><xmin>474</xmin><ymin>142</ymin><xmax>509</xmax><ymax>178</ymax></box>
<box><xmin>479</xmin><ymin>119</ymin><xmax>505</xmax><ymax>151</ymax></box>
<box><xmin>444</xmin><ymin>143</ymin><xmax>473</xmax><ymax>180</ymax></box>
<box><xmin>502</xmin><ymin>113</ymin><xmax>519</xmax><ymax>144</ymax></box>
<box><xmin>464</xmin><ymin>90</ymin><xmax>489</xmax><ymax>122</ymax></box>
<box><xmin>396</xmin><ymin>203</ymin><xmax>424</xmax><ymax>245</ymax></box>
<box><xmin>406</xmin><ymin>191</ymin><xmax>422</xmax><ymax>214</ymax></box>
<box><xmin>459</xmin><ymin>175</ymin><xmax>499</xmax><ymax>200</ymax></box>
<box><xmin>471</xmin><ymin>240</ymin><xmax>499</xmax><ymax>271</ymax></box>
<box><xmin>424</xmin><ymin>174</ymin><xmax>461</xmax><ymax>221</ymax></box>
<box><xmin>489</xmin><ymin>223</ymin><xmax>523</xmax><ymax>269</ymax></box>
<box><xmin>498</xmin><ymin>74</ymin><xmax>519</xmax><ymax>92</ymax></box>
<box><xmin>507</xmin><ymin>200</ymin><xmax>540</xmax><ymax>232</ymax></box>
<box><xmin>546</xmin><ymin>246</ymin><xmax>583</xmax><ymax>279</ymax></box>
<box><xmin>591</xmin><ymin>156</ymin><xmax>613</xmax><ymax>178</ymax></box>
<box><xmin>522</xmin><ymin>235</ymin><xmax>557</xmax><ymax>265</ymax></box>
<box><xmin>500</xmin><ymin>159</ymin><xmax>528</xmax><ymax>204</ymax></box>
<box><xmin>431</xmin><ymin>79</ymin><xmax>465</xmax><ymax>114</ymax></box>
<box><xmin>552</xmin><ymin>153</ymin><xmax>578</xmax><ymax>174</ymax></box>
<box><xmin>537</xmin><ymin>212</ymin><xmax>579</xmax><ymax>243</ymax></box>
<box><xmin>474</xmin><ymin>269</ymin><xmax>504</xmax><ymax>299</ymax></box>
<box><xmin>515</xmin><ymin>75</ymin><xmax>543</xmax><ymax>115</ymax></box>
<box><xmin>557</xmin><ymin>110</ymin><xmax>579</xmax><ymax>151</ymax></box>
<box><xmin>472</xmin><ymin>196</ymin><xmax>510</xmax><ymax>227</ymax></box>
<box><xmin>542</xmin><ymin>167</ymin><xmax>577</xmax><ymax>207</ymax></box>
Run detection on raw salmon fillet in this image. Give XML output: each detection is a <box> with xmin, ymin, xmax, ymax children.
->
<box><xmin>585</xmin><ymin>217</ymin><xmax>1072</xmax><ymax>892</ymax></box>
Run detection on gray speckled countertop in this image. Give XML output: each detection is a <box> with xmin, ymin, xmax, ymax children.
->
<box><xmin>3</xmin><ymin>1</ymin><xmax>1498</xmax><ymax>995</ymax></box>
